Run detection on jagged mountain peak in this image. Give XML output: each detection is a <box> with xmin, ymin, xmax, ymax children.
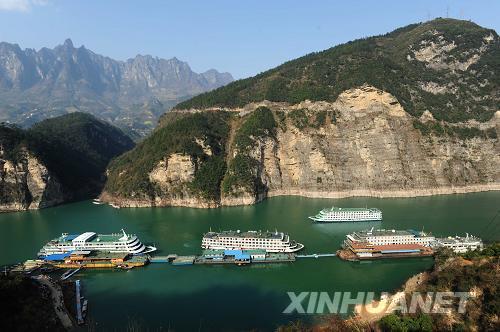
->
<box><xmin>0</xmin><ymin>39</ymin><xmax>234</xmax><ymax>136</ymax></box>
<box><xmin>63</xmin><ymin>38</ymin><xmax>74</xmax><ymax>48</ymax></box>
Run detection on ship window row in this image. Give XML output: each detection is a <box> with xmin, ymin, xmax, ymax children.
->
<box><xmin>323</xmin><ymin>214</ymin><xmax>380</xmax><ymax>217</ymax></box>
<box><xmin>207</xmin><ymin>244</ymin><xmax>284</xmax><ymax>248</ymax></box>
<box><xmin>323</xmin><ymin>212</ymin><xmax>381</xmax><ymax>215</ymax></box>
<box><xmin>208</xmin><ymin>242</ymin><xmax>285</xmax><ymax>247</ymax></box>
<box><xmin>214</xmin><ymin>237</ymin><xmax>278</xmax><ymax>241</ymax></box>
<box><xmin>72</xmin><ymin>242</ymin><xmax>142</xmax><ymax>247</ymax></box>
<box><xmin>208</xmin><ymin>239</ymin><xmax>279</xmax><ymax>244</ymax></box>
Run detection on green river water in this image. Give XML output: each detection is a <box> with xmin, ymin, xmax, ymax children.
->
<box><xmin>1</xmin><ymin>192</ymin><xmax>499</xmax><ymax>331</ymax></box>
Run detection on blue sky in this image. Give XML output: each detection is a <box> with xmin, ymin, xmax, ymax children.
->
<box><xmin>0</xmin><ymin>0</ymin><xmax>498</xmax><ymax>79</ymax></box>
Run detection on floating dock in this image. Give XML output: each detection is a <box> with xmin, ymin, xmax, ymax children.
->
<box><xmin>148</xmin><ymin>249</ymin><xmax>299</xmax><ymax>266</ymax></box>
<box><xmin>149</xmin><ymin>255</ymin><xmax>178</xmax><ymax>263</ymax></box>
<box><xmin>296</xmin><ymin>253</ymin><xmax>336</xmax><ymax>258</ymax></box>
<box><xmin>46</xmin><ymin>251</ymin><xmax>148</xmax><ymax>269</ymax></box>
<box><xmin>194</xmin><ymin>250</ymin><xmax>296</xmax><ymax>265</ymax></box>
<box><xmin>171</xmin><ymin>256</ymin><xmax>195</xmax><ymax>265</ymax></box>
<box><xmin>337</xmin><ymin>247</ymin><xmax>434</xmax><ymax>261</ymax></box>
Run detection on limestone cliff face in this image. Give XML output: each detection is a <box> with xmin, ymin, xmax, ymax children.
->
<box><xmin>147</xmin><ymin>153</ymin><xmax>217</xmax><ymax>208</ymax></box>
<box><xmin>221</xmin><ymin>86</ymin><xmax>498</xmax><ymax>205</ymax></box>
<box><xmin>0</xmin><ymin>149</ymin><xmax>64</xmax><ymax>211</ymax></box>
<box><xmin>268</xmin><ymin>89</ymin><xmax>498</xmax><ymax>198</ymax></box>
<box><xmin>102</xmin><ymin>85</ymin><xmax>499</xmax><ymax>208</ymax></box>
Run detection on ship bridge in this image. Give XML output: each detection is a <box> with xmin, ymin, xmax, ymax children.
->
<box><xmin>72</xmin><ymin>232</ymin><xmax>97</xmax><ymax>244</ymax></box>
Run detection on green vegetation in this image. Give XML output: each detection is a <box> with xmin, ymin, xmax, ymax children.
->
<box><xmin>379</xmin><ymin>313</ymin><xmax>433</xmax><ymax>332</ymax></box>
<box><xmin>189</xmin><ymin>155</ymin><xmax>227</xmax><ymax>200</ymax></box>
<box><xmin>286</xmin><ymin>109</ymin><xmax>331</xmax><ymax>129</ymax></box>
<box><xmin>176</xmin><ymin>19</ymin><xmax>499</xmax><ymax>123</ymax></box>
<box><xmin>0</xmin><ymin>125</ymin><xmax>33</xmax><ymax>206</ymax></box>
<box><xmin>233</xmin><ymin>106</ymin><xmax>276</xmax><ymax>150</ymax></box>
<box><xmin>412</xmin><ymin>119</ymin><xmax>497</xmax><ymax>140</ymax></box>
<box><xmin>275</xmin><ymin>110</ymin><xmax>287</xmax><ymax>131</ymax></box>
<box><xmin>313</xmin><ymin>111</ymin><xmax>327</xmax><ymax>128</ymax></box>
<box><xmin>106</xmin><ymin>108</ymin><xmax>277</xmax><ymax>200</ymax></box>
<box><xmin>412</xmin><ymin>120</ymin><xmax>446</xmax><ymax>136</ymax></box>
<box><xmin>29</xmin><ymin>113</ymin><xmax>135</xmax><ymax>198</ymax></box>
<box><xmin>222</xmin><ymin>107</ymin><xmax>276</xmax><ymax>195</ymax></box>
<box><xmin>222</xmin><ymin>154</ymin><xmax>259</xmax><ymax>194</ymax></box>
<box><xmin>105</xmin><ymin>112</ymin><xmax>230</xmax><ymax>200</ymax></box>
<box><xmin>0</xmin><ymin>274</ymin><xmax>64</xmax><ymax>331</ymax></box>
<box><xmin>461</xmin><ymin>242</ymin><xmax>500</xmax><ymax>259</ymax></box>
<box><xmin>0</xmin><ymin>124</ymin><xmax>29</xmax><ymax>162</ymax></box>
<box><xmin>275</xmin><ymin>243</ymin><xmax>499</xmax><ymax>332</ymax></box>
<box><xmin>414</xmin><ymin>244</ymin><xmax>500</xmax><ymax>331</ymax></box>
<box><xmin>288</xmin><ymin>109</ymin><xmax>309</xmax><ymax>130</ymax></box>
<box><xmin>0</xmin><ymin>113</ymin><xmax>134</xmax><ymax>202</ymax></box>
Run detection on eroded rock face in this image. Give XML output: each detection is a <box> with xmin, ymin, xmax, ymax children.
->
<box><xmin>410</xmin><ymin>30</ymin><xmax>497</xmax><ymax>71</ymax></box>
<box><xmin>269</xmin><ymin>110</ymin><xmax>498</xmax><ymax>198</ymax></box>
<box><xmin>0</xmin><ymin>151</ymin><xmax>64</xmax><ymax>211</ymax></box>
<box><xmin>103</xmin><ymin>85</ymin><xmax>499</xmax><ymax>208</ymax></box>
<box><xmin>226</xmin><ymin>86</ymin><xmax>498</xmax><ymax>204</ymax></box>
<box><xmin>142</xmin><ymin>153</ymin><xmax>217</xmax><ymax>208</ymax></box>
<box><xmin>149</xmin><ymin>154</ymin><xmax>195</xmax><ymax>185</ymax></box>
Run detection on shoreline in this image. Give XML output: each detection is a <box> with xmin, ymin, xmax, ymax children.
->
<box><xmin>34</xmin><ymin>275</ymin><xmax>74</xmax><ymax>329</ymax></box>
<box><xmin>267</xmin><ymin>183</ymin><xmax>500</xmax><ymax>200</ymax></box>
<box><xmin>101</xmin><ymin>183</ymin><xmax>500</xmax><ymax>208</ymax></box>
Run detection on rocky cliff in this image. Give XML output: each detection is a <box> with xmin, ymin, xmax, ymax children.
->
<box><xmin>101</xmin><ymin>19</ymin><xmax>500</xmax><ymax>208</ymax></box>
<box><xmin>0</xmin><ymin>148</ymin><xmax>64</xmax><ymax>211</ymax></box>
<box><xmin>0</xmin><ymin>113</ymin><xmax>134</xmax><ymax>212</ymax></box>
<box><xmin>102</xmin><ymin>85</ymin><xmax>499</xmax><ymax>208</ymax></box>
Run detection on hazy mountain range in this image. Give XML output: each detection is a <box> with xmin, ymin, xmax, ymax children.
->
<box><xmin>0</xmin><ymin>39</ymin><xmax>233</xmax><ymax>136</ymax></box>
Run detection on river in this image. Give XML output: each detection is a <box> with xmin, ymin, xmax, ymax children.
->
<box><xmin>1</xmin><ymin>192</ymin><xmax>498</xmax><ymax>331</ymax></box>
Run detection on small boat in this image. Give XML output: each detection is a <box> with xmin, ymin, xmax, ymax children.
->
<box><xmin>92</xmin><ymin>199</ymin><xmax>104</xmax><ymax>205</ymax></box>
<box><xmin>116</xmin><ymin>264</ymin><xmax>134</xmax><ymax>270</ymax></box>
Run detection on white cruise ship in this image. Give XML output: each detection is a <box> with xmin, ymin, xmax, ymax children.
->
<box><xmin>345</xmin><ymin>228</ymin><xmax>435</xmax><ymax>248</ymax></box>
<box><xmin>309</xmin><ymin>207</ymin><xmax>382</xmax><ymax>222</ymax></box>
<box><xmin>432</xmin><ymin>234</ymin><xmax>483</xmax><ymax>253</ymax></box>
<box><xmin>201</xmin><ymin>230</ymin><xmax>304</xmax><ymax>253</ymax></box>
<box><xmin>343</xmin><ymin>228</ymin><xmax>436</xmax><ymax>259</ymax></box>
<box><xmin>37</xmin><ymin>229</ymin><xmax>156</xmax><ymax>257</ymax></box>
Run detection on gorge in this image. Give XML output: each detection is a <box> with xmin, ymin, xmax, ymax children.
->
<box><xmin>101</xmin><ymin>18</ymin><xmax>500</xmax><ymax>208</ymax></box>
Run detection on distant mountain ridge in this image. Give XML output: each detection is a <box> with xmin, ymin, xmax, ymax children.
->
<box><xmin>0</xmin><ymin>39</ymin><xmax>233</xmax><ymax>136</ymax></box>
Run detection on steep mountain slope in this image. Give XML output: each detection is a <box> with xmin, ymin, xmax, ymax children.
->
<box><xmin>0</xmin><ymin>39</ymin><xmax>233</xmax><ymax>136</ymax></box>
<box><xmin>101</xmin><ymin>19</ymin><xmax>500</xmax><ymax>208</ymax></box>
<box><xmin>177</xmin><ymin>18</ymin><xmax>498</xmax><ymax>123</ymax></box>
<box><xmin>0</xmin><ymin>112</ymin><xmax>134</xmax><ymax>211</ymax></box>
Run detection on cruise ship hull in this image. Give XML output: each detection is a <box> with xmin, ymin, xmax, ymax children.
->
<box><xmin>37</xmin><ymin>230</ymin><xmax>157</xmax><ymax>258</ymax></box>
<box><xmin>38</xmin><ymin>245</ymin><xmax>157</xmax><ymax>258</ymax></box>
<box><xmin>309</xmin><ymin>207</ymin><xmax>382</xmax><ymax>223</ymax></box>
<box><xmin>308</xmin><ymin>216</ymin><xmax>382</xmax><ymax>223</ymax></box>
<box><xmin>202</xmin><ymin>243</ymin><xmax>304</xmax><ymax>253</ymax></box>
<box><xmin>201</xmin><ymin>230</ymin><xmax>305</xmax><ymax>253</ymax></box>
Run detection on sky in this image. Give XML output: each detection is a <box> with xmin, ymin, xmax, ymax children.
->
<box><xmin>0</xmin><ymin>0</ymin><xmax>498</xmax><ymax>79</ymax></box>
